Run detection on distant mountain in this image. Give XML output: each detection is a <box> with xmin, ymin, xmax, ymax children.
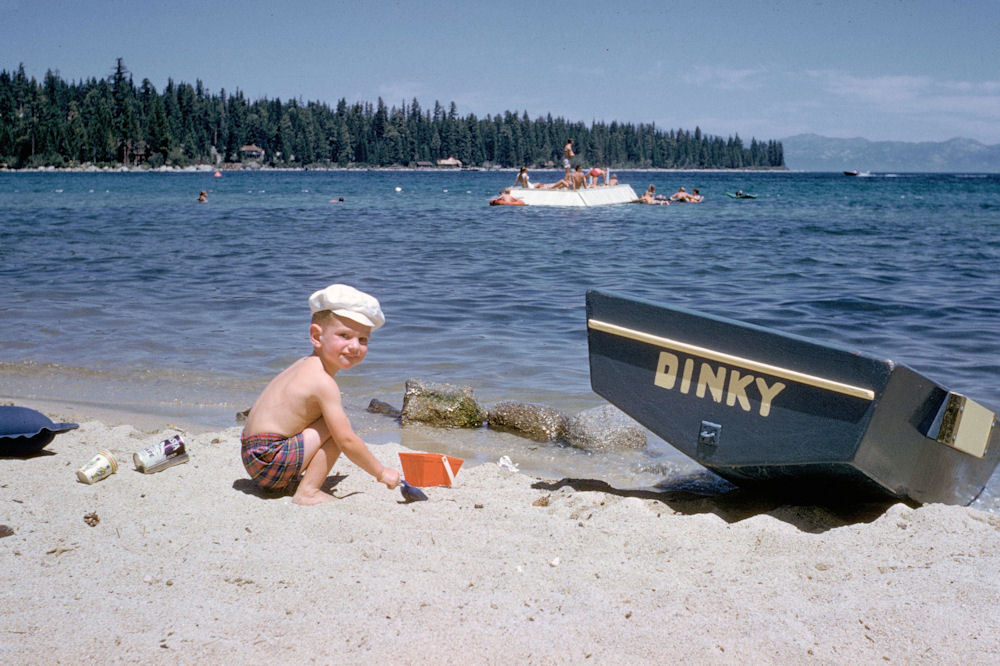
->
<box><xmin>781</xmin><ymin>133</ymin><xmax>1000</xmax><ymax>173</ymax></box>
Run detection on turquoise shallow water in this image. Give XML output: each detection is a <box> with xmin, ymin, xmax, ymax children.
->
<box><xmin>2</xmin><ymin>169</ymin><xmax>999</xmax><ymax>504</ymax></box>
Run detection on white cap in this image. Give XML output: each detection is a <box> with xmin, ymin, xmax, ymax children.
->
<box><xmin>308</xmin><ymin>284</ymin><xmax>385</xmax><ymax>330</ymax></box>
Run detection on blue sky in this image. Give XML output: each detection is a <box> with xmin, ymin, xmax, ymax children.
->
<box><xmin>3</xmin><ymin>0</ymin><xmax>999</xmax><ymax>144</ymax></box>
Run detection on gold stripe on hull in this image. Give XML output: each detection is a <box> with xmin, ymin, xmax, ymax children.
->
<box><xmin>588</xmin><ymin>318</ymin><xmax>876</xmax><ymax>401</ymax></box>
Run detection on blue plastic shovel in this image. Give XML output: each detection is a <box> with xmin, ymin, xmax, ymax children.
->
<box><xmin>400</xmin><ymin>480</ymin><xmax>427</xmax><ymax>502</ymax></box>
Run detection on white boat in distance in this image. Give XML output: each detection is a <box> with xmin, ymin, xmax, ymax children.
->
<box><xmin>509</xmin><ymin>183</ymin><xmax>638</xmax><ymax>207</ymax></box>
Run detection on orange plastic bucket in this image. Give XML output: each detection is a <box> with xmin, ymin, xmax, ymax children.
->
<box><xmin>398</xmin><ymin>452</ymin><xmax>464</xmax><ymax>487</ymax></box>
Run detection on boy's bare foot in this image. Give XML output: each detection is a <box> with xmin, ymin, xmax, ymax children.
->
<box><xmin>292</xmin><ymin>487</ymin><xmax>333</xmax><ymax>506</ymax></box>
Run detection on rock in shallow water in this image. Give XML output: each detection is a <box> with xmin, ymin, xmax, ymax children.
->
<box><xmin>487</xmin><ymin>401</ymin><xmax>566</xmax><ymax>442</ymax></box>
<box><xmin>367</xmin><ymin>399</ymin><xmax>401</xmax><ymax>417</ymax></box>
<box><xmin>563</xmin><ymin>404</ymin><xmax>647</xmax><ymax>452</ymax></box>
<box><xmin>400</xmin><ymin>378</ymin><xmax>486</xmax><ymax>428</ymax></box>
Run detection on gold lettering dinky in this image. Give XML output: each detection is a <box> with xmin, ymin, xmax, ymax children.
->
<box><xmin>654</xmin><ymin>351</ymin><xmax>785</xmax><ymax>418</ymax></box>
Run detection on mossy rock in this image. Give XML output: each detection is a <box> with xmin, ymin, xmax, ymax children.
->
<box><xmin>401</xmin><ymin>378</ymin><xmax>486</xmax><ymax>428</ymax></box>
<box><xmin>487</xmin><ymin>401</ymin><xmax>567</xmax><ymax>442</ymax></box>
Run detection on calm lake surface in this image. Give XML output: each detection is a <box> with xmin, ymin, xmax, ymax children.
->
<box><xmin>2</xmin><ymin>169</ymin><xmax>998</xmax><ymax>506</ymax></box>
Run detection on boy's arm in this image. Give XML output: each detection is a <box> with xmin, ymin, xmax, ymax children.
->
<box><xmin>317</xmin><ymin>378</ymin><xmax>399</xmax><ymax>487</ymax></box>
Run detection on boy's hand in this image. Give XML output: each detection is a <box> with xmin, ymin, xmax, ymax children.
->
<box><xmin>378</xmin><ymin>467</ymin><xmax>401</xmax><ymax>489</ymax></box>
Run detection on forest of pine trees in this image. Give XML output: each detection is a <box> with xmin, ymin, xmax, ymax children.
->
<box><xmin>0</xmin><ymin>59</ymin><xmax>785</xmax><ymax>170</ymax></box>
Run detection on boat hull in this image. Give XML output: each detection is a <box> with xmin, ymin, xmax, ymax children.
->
<box><xmin>510</xmin><ymin>184</ymin><xmax>637</xmax><ymax>207</ymax></box>
<box><xmin>586</xmin><ymin>290</ymin><xmax>1000</xmax><ymax>505</ymax></box>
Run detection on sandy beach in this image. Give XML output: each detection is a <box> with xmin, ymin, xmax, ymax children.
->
<box><xmin>3</xmin><ymin>402</ymin><xmax>1000</xmax><ymax>664</ymax></box>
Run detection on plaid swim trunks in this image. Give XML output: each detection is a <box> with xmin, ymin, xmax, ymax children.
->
<box><xmin>241</xmin><ymin>431</ymin><xmax>306</xmax><ymax>490</ymax></box>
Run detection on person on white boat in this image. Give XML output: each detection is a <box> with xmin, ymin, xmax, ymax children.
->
<box><xmin>587</xmin><ymin>167</ymin><xmax>607</xmax><ymax>187</ymax></box>
<box><xmin>608</xmin><ymin>173</ymin><xmax>618</xmax><ymax>186</ymax></box>
<box><xmin>563</xmin><ymin>139</ymin><xmax>574</xmax><ymax>180</ymax></box>
<box><xmin>569</xmin><ymin>165</ymin><xmax>589</xmax><ymax>190</ymax></box>
<box><xmin>514</xmin><ymin>167</ymin><xmax>532</xmax><ymax>188</ymax></box>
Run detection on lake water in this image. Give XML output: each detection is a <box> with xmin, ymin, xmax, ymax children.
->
<box><xmin>2</xmin><ymin>169</ymin><xmax>998</xmax><ymax>507</ymax></box>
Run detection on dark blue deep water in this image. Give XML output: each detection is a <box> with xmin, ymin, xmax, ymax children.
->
<box><xmin>2</xmin><ymin>169</ymin><xmax>998</xmax><ymax>502</ymax></box>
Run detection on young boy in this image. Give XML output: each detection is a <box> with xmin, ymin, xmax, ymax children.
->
<box><xmin>241</xmin><ymin>284</ymin><xmax>400</xmax><ymax>505</ymax></box>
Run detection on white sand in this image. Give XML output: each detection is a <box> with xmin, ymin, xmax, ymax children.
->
<box><xmin>3</xmin><ymin>410</ymin><xmax>1000</xmax><ymax>664</ymax></box>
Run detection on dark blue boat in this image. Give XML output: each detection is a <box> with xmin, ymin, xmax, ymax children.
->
<box><xmin>586</xmin><ymin>290</ymin><xmax>1000</xmax><ymax>505</ymax></box>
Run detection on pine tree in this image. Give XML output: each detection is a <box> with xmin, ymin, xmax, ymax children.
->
<box><xmin>147</xmin><ymin>94</ymin><xmax>172</xmax><ymax>161</ymax></box>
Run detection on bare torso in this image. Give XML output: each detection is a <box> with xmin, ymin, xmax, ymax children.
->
<box><xmin>243</xmin><ymin>355</ymin><xmax>335</xmax><ymax>437</ymax></box>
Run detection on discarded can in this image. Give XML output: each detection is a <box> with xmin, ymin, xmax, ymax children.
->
<box><xmin>133</xmin><ymin>434</ymin><xmax>189</xmax><ymax>474</ymax></box>
<box><xmin>77</xmin><ymin>450</ymin><xmax>118</xmax><ymax>484</ymax></box>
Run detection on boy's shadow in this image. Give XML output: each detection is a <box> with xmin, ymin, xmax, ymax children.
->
<box><xmin>232</xmin><ymin>474</ymin><xmax>361</xmax><ymax>500</ymax></box>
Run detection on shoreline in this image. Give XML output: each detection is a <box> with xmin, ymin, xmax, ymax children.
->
<box><xmin>2</xmin><ymin>164</ymin><xmax>796</xmax><ymax>174</ymax></box>
<box><xmin>4</xmin><ymin>358</ymin><xmax>1000</xmax><ymax>513</ymax></box>
<box><xmin>2</xmin><ymin>406</ymin><xmax>999</xmax><ymax>662</ymax></box>
<box><xmin>7</xmin><ymin>165</ymin><xmax>994</xmax><ymax>177</ymax></box>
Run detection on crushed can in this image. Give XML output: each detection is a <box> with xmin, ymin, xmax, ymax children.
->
<box><xmin>133</xmin><ymin>434</ymin><xmax>189</xmax><ymax>474</ymax></box>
